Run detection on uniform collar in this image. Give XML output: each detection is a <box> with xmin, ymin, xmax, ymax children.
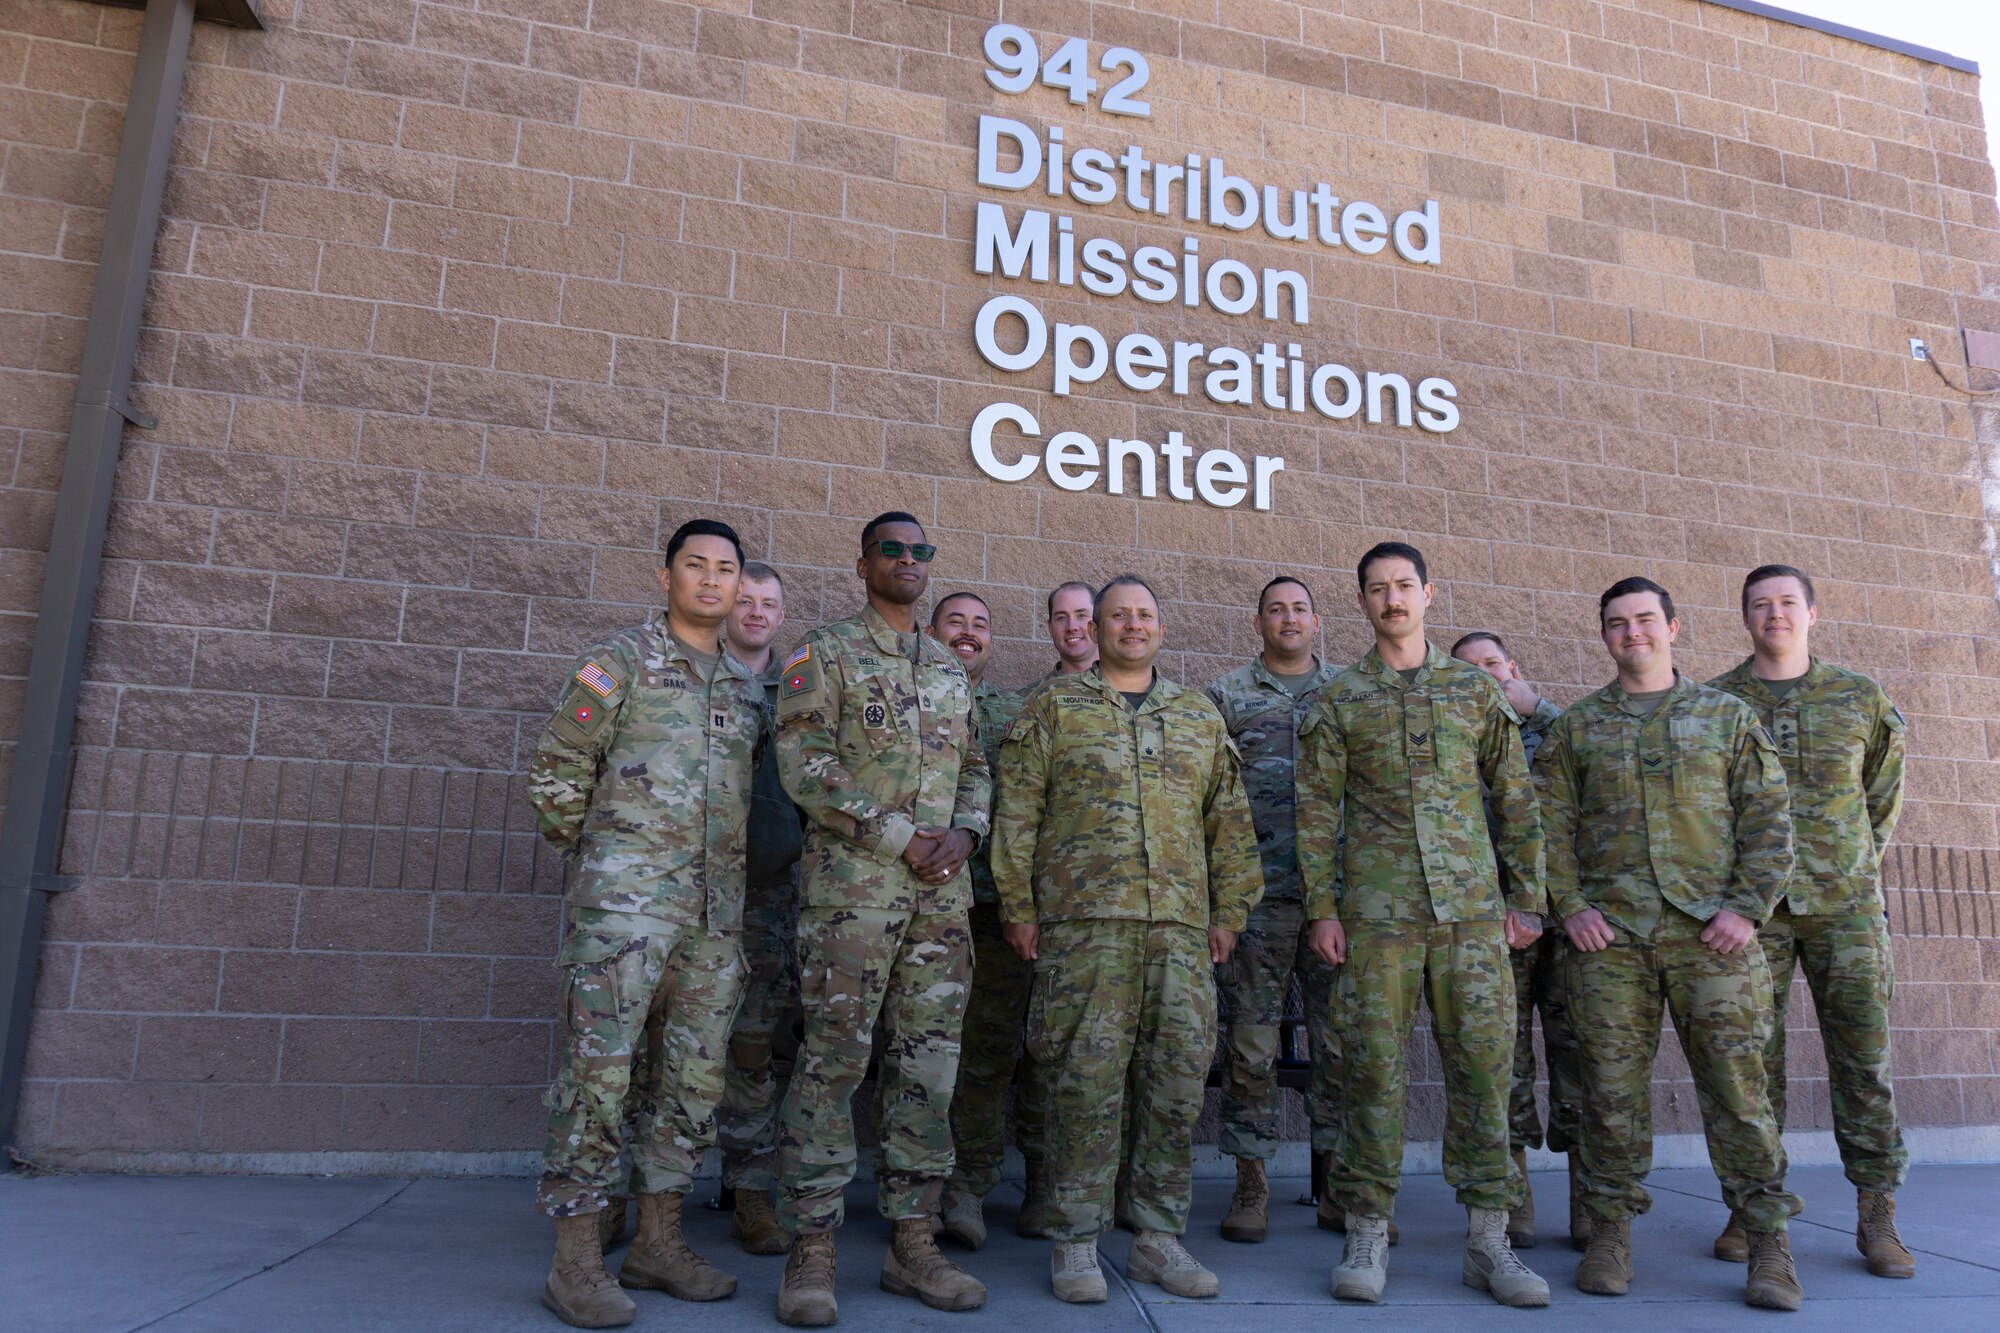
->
<box><xmin>1604</xmin><ymin>669</ymin><xmax>1694</xmax><ymax>717</ymax></box>
<box><xmin>1250</xmin><ymin>653</ymin><xmax>1335</xmax><ymax>694</ymax></box>
<box><xmin>860</xmin><ymin>602</ymin><xmax>948</xmax><ymax>665</ymax></box>
<box><xmin>1725</xmin><ymin>655</ymin><xmax>1827</xmax><ymax>702</ymax></box>
<box><xmin>1358</xmin><ymin>641</ymin><xmax>1447</xmax><ymax>687</ymax></box>
<box><xmin>1085</xmin><ymin>664</ymin><xmax>1179</xmax><ymax>715</ymax></box>
<box><xmin>650</xmin><ymin>612</ymin><xmax>754</xmax><ymax>684</ymax></box>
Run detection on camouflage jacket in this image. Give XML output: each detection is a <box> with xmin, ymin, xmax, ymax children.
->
<box><xmin>528</xmin><ymin>612</ymin><xmax>764</xmax><ymax>932</ymax></box>
<box><xmin>776</xmin><ymin>605</ymin><xmax>990</xmax><ymax>914</ymax></box>
<box><xmin>746</xmin><ymin>656</ymin><xmax>805</xmax><ymax>891</ymax></box>
<box><xmin>1489</xmin><ymin>696</ymin><xmax>1563</xmax><ymax>910</ymax></box>
<box><xmin>1205</xmin><ymin>656</ymin><xmax>1340</xmax><ymax>901</ymax></box>
<box><xmin>993</xmin><ymin>668</ymin><xmax>1263</xmax><ymax>932</ymax></box>
<box><xmin>1296</xmin><ymin>644</ymin><xmax>1544</xmax><ymax>925</ymax></box>
<box><xmin>1533</xmin><ymin>672</ymin><xmax>1795</xmax><ymax>935</ymax></box>
<box><xmin>1709</xmin><ymin>657</ymin><xmax>1905</xmax><ymax>915</ymax></box>
<box><xmin>967</xmin><ymin>679</ymin><xmax>1026</xmax><ymax>907</ymax></box>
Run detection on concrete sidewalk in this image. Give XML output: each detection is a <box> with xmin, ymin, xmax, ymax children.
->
<box><xmin>4</xmin><ymin>1165</ymin><xmax>1997</xmax><ymax>1331</ymax></box>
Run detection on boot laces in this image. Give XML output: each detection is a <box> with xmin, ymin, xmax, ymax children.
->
<box><xmin>1056</xmin><ymin>1241</ymin><xmax>1100</xmax><ymax>1275</ymax></box>
<box><xmin>793</xmin><ymin>1235</ymin><xmax>836</xmax><ymax>1285</ymax></box>
<box><xmin>1229</xmin><ymin>1175</ymin><xmax>1266</xmax><ymax>1213</ymax></box>
<box><xmin>1587</xmin><ymin>1227</ymin><xmax>1628</xmax><ymax>1265</ymax></box>
<box><xmin>897</xmin><ymin>1223</ymin><xmax>959</xmax><ymax>1281</ymax></box>
<box><xmin>1145</xmin><ymin>1232</ymin><xmax>1200</xmax><ymax>1272</ymax></box>
<box><xmin>1346</xmin><ymin>1222</ymin><xmax>1386</xmax><ymax>1268</ymax></box>
<box><xmin>1862</xmin><ymin>1194</ymin><xmax>1897</xmax><ymax>1229</ymax></box>
<box><xmin>1750</xmin><ymin>1235</ymin><xmax>1797</xmax><ymax>1282</ymax></box>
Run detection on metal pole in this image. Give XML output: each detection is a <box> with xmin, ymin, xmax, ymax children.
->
<box><xmin>0</xmin><ymin>0</ymin><xmax>198</xmax><ymax>1154</ymax></box>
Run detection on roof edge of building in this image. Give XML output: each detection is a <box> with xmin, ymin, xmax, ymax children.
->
<box><xmin>1706</xmin><ymin>0</ymin><xmax>1979</xmax><ymax>75</ymax></box>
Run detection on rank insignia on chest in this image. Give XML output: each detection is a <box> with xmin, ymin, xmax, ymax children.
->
<box><xmin>1408</xmin><ymin>730</ymin><xmax>1430</xmax><ymax>748</ymax></box>
<box><xmin>711</xmin><ymin>709</ymin><xmax>728</xmax><ymax>732</ymax></box>
<box><xmin>863</xmin><ymin>702</ymin><xmax>887</xmax><ymax>728</ymax></box>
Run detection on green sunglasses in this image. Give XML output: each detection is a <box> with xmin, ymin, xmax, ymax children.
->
<box><xmin>867</xmin><ymin>540</ymin><xmax>937</xmax><ymax>562</ymax></box>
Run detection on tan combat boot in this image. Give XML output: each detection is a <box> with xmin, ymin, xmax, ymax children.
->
<box><xmin>1507</xmin><ymin>1150</ymin><xmax>1535</xmax><ymax>1248</ymax></box>
<box><xmin>939</xmin><ymin>1187</ymin><xmax>987</xmax><ymax>1251</ymax></box>
<box><xmin>619</xmin><ymin>1191</ymin><xmax>736</xmax><ymax>1301</ymax></box>
<box><xmin>1016</xmin><ymin>1173</ymin><xmax>1050</xmax><ymax>1239</ymax></box>
<box><xmin>881</xmin><ymin>1216</ymin><xmax>987</xmax><ymax>1311</ymax></box>
<box><xmin>596</xmin><ymin>1196</ymin><xmax>628</xmax><ymax>1252</ymax></box>
<box><xmin>1857</xmin><ymin>1191</ymin><xmax>1916</xmax><ymax>1278</ymax></box>
<box><xmin>1714</xmin><ymin>1209</ymin><xmax>1749</xmax><ymax>1262</ymax></box>
<box><xmin>776</xmin><ymin>1231</ymin><xmax>837</xmax><ymax>1328</ymax></box>
<box><xmin>1220</xmin><ymin>1157</ymin><xmax>1269</xmax><ymax>1243</ymax></box>
<box><xmin>1464</xmin><ymin>1206</ymin><xmax>1550</xmax><ymax>1307</ymax></box>
<box><xmin>544</xmin><ymin>1213</ymin><xmax>637</xmax><ymax>1329</ymax></box>
<box><xmin>731</xmin><ymin>1188</ymin><xmax>790</xmax><ymax>1257</ymax></box>
<box><xmin>1127</xmin><ymin>1229</ymin><xmax>1220</xmax><ymax>1298</ymax></box>
<box><xmin>1745</xmin><ymin>1230</ymin><xmax>1804</xmax><ymax>1311</ymax></box>
<box><xmin>1567</xmin><ymin>1154</ymin><xmax>1589</xmax><ymax>1252</ymax></box>
<box><xmin>1574</xmin><ymin>1218</ymin><xmax>1632</xmax><ymax>1296</ymax></box>
<box><xmin>1051</xmin><ymin>1239</ymin><xmax>1107</xmax><ymax>1303</ymax></box>
<box><xmin>1318</xmin><ymin>1194</ymin><xmax>1399</xmax><ymax>1245</ymax></box>
<box><xmin>1331</xmin><ymin>1212</ymin><xmax>1391</xmax><ymax>1303</ymax></box>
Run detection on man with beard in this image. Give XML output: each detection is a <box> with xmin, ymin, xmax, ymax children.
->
<box><xmin>1205</xmin><ymin>576</ymin><xmax>1341</xmax><ymax>1243</ymax></box>
<box><xmin>927</xmin><ymin>593</ymin><xmax>1044</xmax><ymax>1249</ymax></box>
<box><xmin>995</xmin><ymin>575</ymin><xmax>1262</xmax><ymax>1304</ymax></box>
<box><xmin>771</xmin><ymin>513</ymin><xmax>991</xmax><ymax>1326</ymax></box>
<box><xmin>1296</xmin><ymin>542</ymin><xmax>1548</xmax><ymax>1308</ymax></box>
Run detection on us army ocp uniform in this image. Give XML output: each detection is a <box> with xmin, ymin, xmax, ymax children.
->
<box><xmin>1534</xmin><ymin>674</ymin><xmax>1802</xmax><ymax>1233</ymax></box>
<box><xmin>948</xmin><ymin>680</ymin><xmax>1048</xmax><ymax>1201</ymax></box>
<box><xmin>1296</xmin><ymin>645</ymin><xmax>1543</xmax><ymax>1220</ymax></box>
<box><xmin>717</xmin><ymin>655</ymin><xmax>806</xmax><ymax>1193</ymax></box>
<box><xmin>1206</xmin><ymin>657</ymin><xmax>1341</xmax><ymax>1161</ymax></box>
<box><xmin>1712</xmin><ymin>657</ymin><xmax>1907</xmax><ymax>1194</ymax></box>
<box><xmin>774</xmin><ymin>606</ymin><xmax>991</xmax><ymax>1233</ymax></box>
<box><xmin>529</xmin><ymin>614</ymin><xmax>763</xmax><ymax>1217</ymax></box>
<box><xmin>994</xmin><ymin>670</ymin><xmax>1263</xmax><ymax>1240</ymax></box>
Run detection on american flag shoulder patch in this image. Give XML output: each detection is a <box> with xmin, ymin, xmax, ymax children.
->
<box><xmin>782</xmin><ymin>644</ymin><xmax>811</xmax><ymax>672</ymax></box>
<box><xmin>575</xmin><ymin>661</ymin><xmax>618</xmax><ymax>698</ymax></box>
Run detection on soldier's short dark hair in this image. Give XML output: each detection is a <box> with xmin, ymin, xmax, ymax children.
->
<box><xmin>1451</xmin><ymin>630</ymin><xmax>1508</xmax><ymax>660</ymax></box>
<box><xmin>1094</xmin><ymin>573</ymin><xmax>1158</xmax><ymax>618</ymax></box>
<box><xmin>1356</xmin><ymin>541</ymin><xmax>1428</xmax><ymax>590</ymax></box>
<box><xmin>740</xmin><ymin>560</ymin><xmax>782</xmax><ymax>589</ymax></box>
<box><xmin>1045</xmin><ymin>580</ymin><xmax>1092</xmax><ymax>619</ymax></box>
<box><xmin>862</xmin><ymin>510</ymin><xmax>924</xmax><ymax>551</ymax></box>
<box><xmin>930</xmin><ymin>591</ymin><xmax>989</xmax><ymax>626</ymax></box>
<box><xmin>1599</xmin><ymin>576</ymin><xmax>1676</xmax><ymax>625</ymax></box>
<box><xmin>1258</xmin><ymin>575</ymin><xmax>1315</xmax><ymax>612</ymax></box>
<box><xmin>664</xmin><ymin>518</ymin><xmax>743</xmax><ymax>566</ymax></box>
<box><xmin>1741</xmin><ymin>564</ymin><xmax>1815</xmax><ymax>615</ymax></box>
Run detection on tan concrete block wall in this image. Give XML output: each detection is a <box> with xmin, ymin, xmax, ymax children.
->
<box><xmin>3</xmin><ymin>0</ymin><xmax>1999</xmax><ymax>1161</ymax></box>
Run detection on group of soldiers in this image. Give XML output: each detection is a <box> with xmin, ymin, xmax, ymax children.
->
<box><xmin>526</xmin><ymin>511</ymin><xmax>1914</xmax><ymax>1327</ymax></box>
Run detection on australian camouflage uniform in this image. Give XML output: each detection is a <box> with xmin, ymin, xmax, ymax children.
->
<box><xmin>774</xmin><ymin>605</ymin><xmax>991</xmax><ymax>1233</ymax></box>
<box><xmin>1711</xmin><ymin>657</ymin><xmax>1907</xmax><ymax>1193</ymax></box>
<box><xmin>1296</xmin><ymin>644</ymin><xmax>1543</xmax><ymax>1219</ymax></box>
<box><xmin>528</xmin><ymin>613</ymin><xmax>763</xmax><ymax>1218</ymax></box>
<box><xmin>717</xmin><ymin>656</ymin><xmax>806</xmax><ymax>1192</ymax></box>
<box><xmin>994</xmin><ymin>668</ymin><xmax>1263</xmax><ymax>1240</ymax></box>
<box><xmin>1205</xmin><ymin>657</ymin><xmax>1342</xmax><ymax>1160</ymax></box>
<box><xmin>949</xmin><ymin>680</ymin><xmax>1048</xmax><ymax>1200</ymax></box>
<box><xmin>1533</xmin><ymin>673</ymin><xmax>1802</xmax><ymax>1232</ymax></box>
<box><xmin>1502</xmin><ymin>697</ymin><xmax>1583</xmax><ymax>1157</ymax></box>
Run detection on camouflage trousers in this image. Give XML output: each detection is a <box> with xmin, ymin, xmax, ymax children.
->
<box><xmin>1029</xmin><ymin>919</ymin><xmax>1216</xmax><ymax>1241</ymax></box>
<box><xmin>718</xmin><ymin>872</ymin><xmax>800</xmax><ymax>1190</ymax></box>
<box><xmin>1761</xmin><ymin>906</ymin><xmax>1907</xmax><ymax>1192</ymax></box>
<box><xmin>536</xmin><ymin>914</ymin><xmax>744</xmax><ymax>1216</ymax></box>
<box><xmin>1332</xmin><ymin>918</ymin><xmax>1522</xmax><ymax>1217</ymax></box>
<box><xmin>1509</xmin><ymin>929</ymin><xmax>1583</xmax><ymax>1155</ymax></box>
<box><xmin>777</xmin><ymin>906</ymin><xmax>971</xmax><ymax>1232</ymax></box>
<box><xmin>1217</xmin><ymin>896</ymin><xmax>1340</xmax><ymax>1158</ymax></box>
<box><xmin>1570</xmin><ymin>911</ymin><xmax>1799</xmax><ymax>1232</ymax></box>
<box><xmin>948</xmin><ymin>901</ymin><xmax>1048</xmax><ymax>1197</ymax></box>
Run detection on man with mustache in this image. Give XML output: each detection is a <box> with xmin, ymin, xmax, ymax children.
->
<box><xmin>1534</xmin><ymin>576</ymin><xmax>1803</xmax><ymax>1311</ymax></box>
<box><xmin>771</xmin><ymin>513</ymin><xmax>991</xmax><ymax>1326</ymax></box>
<box><xmin>1205</xmin><ymin>576</ymin><xmax>1341</xmax><ymax>1244</ymax></box>
<box><xmin>927</xmin><ymin>592</ymin><xmax>1045</xmax><ymax>1250</ymax></box>
<box><xmin>995</xmin><ymin>575</ymin><xmax>1262</xmax><ymax>1305</ymax></box>
<box><xmin>1297</xmin><ymin>542</ymin><xmax>1549</xmax><ymax>1308</ymax></box>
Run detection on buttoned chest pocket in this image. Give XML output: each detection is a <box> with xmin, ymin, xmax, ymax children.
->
<box><xmin>1428</xmin><ymin>690</ymin><xmax>1489</xmax><ymax>770</ymax></box>
<box><xmin>1152</xmin><ymin>718</ymin><xmax>1207</xmax><ymax>802</ymax></box>
<box><xmin>1667</xmin><ymin>714</ymin><xmax>1730</xmax><ymax>802</ymax></box>
<box><xmin>1803</xmin><ymin>704</ymin><xmax>1870</xmax><ymax>788</ymax></box>
<box><xmin>917</xmin><ymin>669</ymin><xmax>971</xmax><ymax>756</ymax></box>
<box><xmin>844</xmin><ymin>655</ymin><xmax>907</xmax><ymax>755</ymax></box>
<box><xmin>1341</xmin><ymin>696</ymin><xmax>1400</xmax><ymax>772</ymax></box>
<box><xmin>1580</xmin><ymin>718</ymin><xmax>1639</xmax><ymax>800</ymax></box>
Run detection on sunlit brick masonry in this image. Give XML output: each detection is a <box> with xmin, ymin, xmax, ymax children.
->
<box><xmin>2</xmin><ymin>0</ymin><xmax>1999</xmax><ymax>1168</ymax></box>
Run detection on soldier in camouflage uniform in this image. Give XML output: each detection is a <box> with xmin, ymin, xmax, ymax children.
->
<box><xmin>1453</xmin><ymin>630</ymin><xmax>1583</xmax><ymax>1250</ymax></box>
<box><xmin>771</xmin><ymin>513</ymin><xmax>991</xmax><ymax>1327</ymax></box>
<box><xmin>1205</xmin><ymin>575</ymin><xmax>1340</xmax><ymax>1244</ymax></box>
<box><xmin>715</xmin><ymin>563</ymin><xmax>803</xmax><ymax>1257</ymax></box>
<box><xmin>1296</xmin><ymin>542</ymin><xmax>1549</xmax><ymax>1308</ymax></box>
<box><xmin>1535</xmin><ymin>576</ymin><xmax>1805</xmax><ymax>1311</ymax></box>
<box><xmin>1708</xmin><ymin>564</ymin><xmax>1911</xmax><ymax>1278</ymax></box>
<box><xmin>529</xmin><ymin>519</ymin><xmax>764</xmax><ymax>1329</ymax></box>
<box><xmin>928</xmin><ymin>592</ymin><xmax>1045</xmax><ymax>1251</ymax></box>
<box><xmin>994</xmin><ymin>574</ymin><xmax>1263</xmax><ymax>1305</ymax></box>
